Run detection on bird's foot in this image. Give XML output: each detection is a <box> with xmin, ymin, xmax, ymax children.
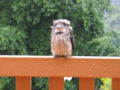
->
<box><xmin>54</xmin><ymin>55</ymin><xmax>67</xmax><ymax>58</ymax></box>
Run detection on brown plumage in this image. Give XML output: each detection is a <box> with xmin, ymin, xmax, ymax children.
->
<box><xmin>51</xmin><ymin>19</ymin><xmax>74</xmax><ymax>57</ymax></box>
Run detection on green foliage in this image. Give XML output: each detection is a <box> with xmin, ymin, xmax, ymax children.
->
<box><xmin>0</xmin><ymin>26</ymin><xmax>27</xmax><ymax>54</ymax></box>
<box><xmin>0</xmin><ymin>0</ymin><xmax>111</xmax><ymax>90</ymax></box>
<box><xmin>0</xmin><ymin>77</ymin><xmax>15</xmax><ymax>90</ymax></box>
<box><xmin>88</xmin><ymin>30</ymin><xmax>120</xmax><ymax>56</ymax></box>
<box><xmin>27</xmin><ymin>29</ymin><xmax>51</xmax><ymax>55</ymax></box>
<box><xmin>32</xmin><ymin>78</ymin><xmax>48</xmax><ymax>90</ymax></box>
<box><xmin>0</xmin><ymin>0</ymin><xmax>111</xmax><ymax>55</ymax></box>
<box><xmin>100</xmin><ymin>78</ymin><xmax>112</xmax><ymax>90</ymax></box>
<box><xmin>65</xmin><ymin>78</ymin><xmax>79</xmax><ymax>90</ymax></box>
<box><xmin>88</xmin><ymin>36</ymin><xmax>116</xmax><ymax>56</ymax></box>
<box><xmin>71</xmin><ymin>0</ymin><xmax>110</xmax><ymax>55</ymax></box>
<box><xmin>65</xmin><ymin>81</ymin><xmax>78</xmax><ymax>90</ymax></box>
<box><xmin>95</xmin><ymin>78</ymin><xmax>104</xmax><ymax>89</ymax></box>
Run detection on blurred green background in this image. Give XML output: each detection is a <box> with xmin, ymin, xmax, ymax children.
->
<box><xmin>0</xmin><ymin>0</ymin><xmax>120</xmax><ymax>90</ymax></box>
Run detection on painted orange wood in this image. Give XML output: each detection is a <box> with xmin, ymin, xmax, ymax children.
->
<box><xmin>16</xmin><ymin>77</ymin><xmax>31</xmax><ymax>90</ymax></box>
<box><xmin>112</xmin><ymin>78</ymin><xmax>120</xmax><ymax>90</ymax></box>
<box><xmin>0</xmin><ymin>56</ymin><xmax>120</xmax><ymax>89</ymax></box>
<box><xmin>0</xmin><ymin>56</ymin><xmax>120</xmax><ymax>77</ymax></box>
<box><xmin>49</xmin><ymin>77</ymin><xmax>64</xmax><ymax>90</ymax></box>
<box><xmin>79</xmin><ymin>78</ymin><xmax>94</xmax><ymax>90</ymax></box>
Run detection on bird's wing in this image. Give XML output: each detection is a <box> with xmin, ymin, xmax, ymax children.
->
<box><xmin>69</xmin><ymin>29</ymin><xmax>75</xmax><ymax>51</ymax></box>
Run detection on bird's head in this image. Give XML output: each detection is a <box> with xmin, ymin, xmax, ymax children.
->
<box><xmin>51</xmin><ymin>19</ymin><xmax>71</xmax><ymax>34</ymax></box>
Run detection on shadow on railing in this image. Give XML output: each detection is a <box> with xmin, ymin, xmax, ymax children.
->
<box><xmin>0</xmin><ymin>56</ymin><xmax>120</xmax><ymax>90</ymax></box>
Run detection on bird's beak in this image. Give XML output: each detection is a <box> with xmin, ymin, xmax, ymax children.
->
<box><xmin>56</xmin><ymin>25</ymin><xmax>64</xmax><ymax>31</ymax></box>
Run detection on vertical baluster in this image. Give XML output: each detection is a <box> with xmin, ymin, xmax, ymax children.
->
<box><xmin>79</xmin><ymin>78</ymin><xmax>94</xmax><ymax>90</ymax></box>
<box><xmin>112</xmin><ymin>78</ymin><xmax>120</xmax><ymax>90</ymax></box>
<box><xmin>16</xmin><ymin>77</ymin><xmax>31</xmax><ymax>90</ymax></box>
<box><xmin>49</xmin><ymin>77</ymin><xmax>64</xmax><ymax>90</ymax></box>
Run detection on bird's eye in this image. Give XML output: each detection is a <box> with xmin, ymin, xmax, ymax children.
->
<box><xmin>63</xmin><ymin>23</ymin><xmax>66</xmax><ymax>26</ymax></box>
<box><xmin>63</xmin><ymin>23</ymin><xmax>69</xmax><ymax>26</ymax></box>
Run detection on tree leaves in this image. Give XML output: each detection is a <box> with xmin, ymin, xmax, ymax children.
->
<box><xmin>0</xmin><ymin>26</ymin><xmax>27</xmax><ymax>54</ymax></box>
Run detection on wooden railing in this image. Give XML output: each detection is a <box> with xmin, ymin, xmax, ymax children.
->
<box><xmin>0</xmin><ymin>56</ymin><xmax>120</xmax><ymax>90</ymax></box>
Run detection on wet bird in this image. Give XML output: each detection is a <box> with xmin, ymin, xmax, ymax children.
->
<box><xmin>50</xmin><ymin>19</ymin><xmax>74</xmax><ymax>58</ymax></box>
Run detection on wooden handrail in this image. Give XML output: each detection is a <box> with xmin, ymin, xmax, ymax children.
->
<box><xmin>0</xmin><ymin>56</ymin><xmax>120</xmax><ymax>77</ymax></box>
<box><xmin>0</xmin><ymin>56</ymin><xmax>120</xmax><ymax>90</ymax></box>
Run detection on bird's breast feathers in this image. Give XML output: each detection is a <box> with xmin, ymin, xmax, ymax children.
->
<box><xmin>51</xmin><ymin>34</ymin><xmax>72</xmax><ymax>56</ymax></box>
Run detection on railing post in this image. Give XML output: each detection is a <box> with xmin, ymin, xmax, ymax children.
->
<box><xmin>112</xmin><ymin>78</ymin><xmax>120</xmax><ymax>90</ymax></box>
<box><xmin>49</xmin><ymin>77</ymin><xmax>64</xmax><ymax>90</ymax></box>
<box><xmin>16</xmin><ymin>77</ymin><xmax>31</xmax><ymax>90</ymax></box>
<box><xmin>79</xmin><ymin>78</ymin><xmax>94</xmax><ymax>90</ymax></box>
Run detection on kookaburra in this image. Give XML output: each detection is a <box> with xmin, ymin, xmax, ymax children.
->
<box><xmin>51</xmin><ymin>19</ymin><xmax>74</xmax><ymax>57</ymax></box>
